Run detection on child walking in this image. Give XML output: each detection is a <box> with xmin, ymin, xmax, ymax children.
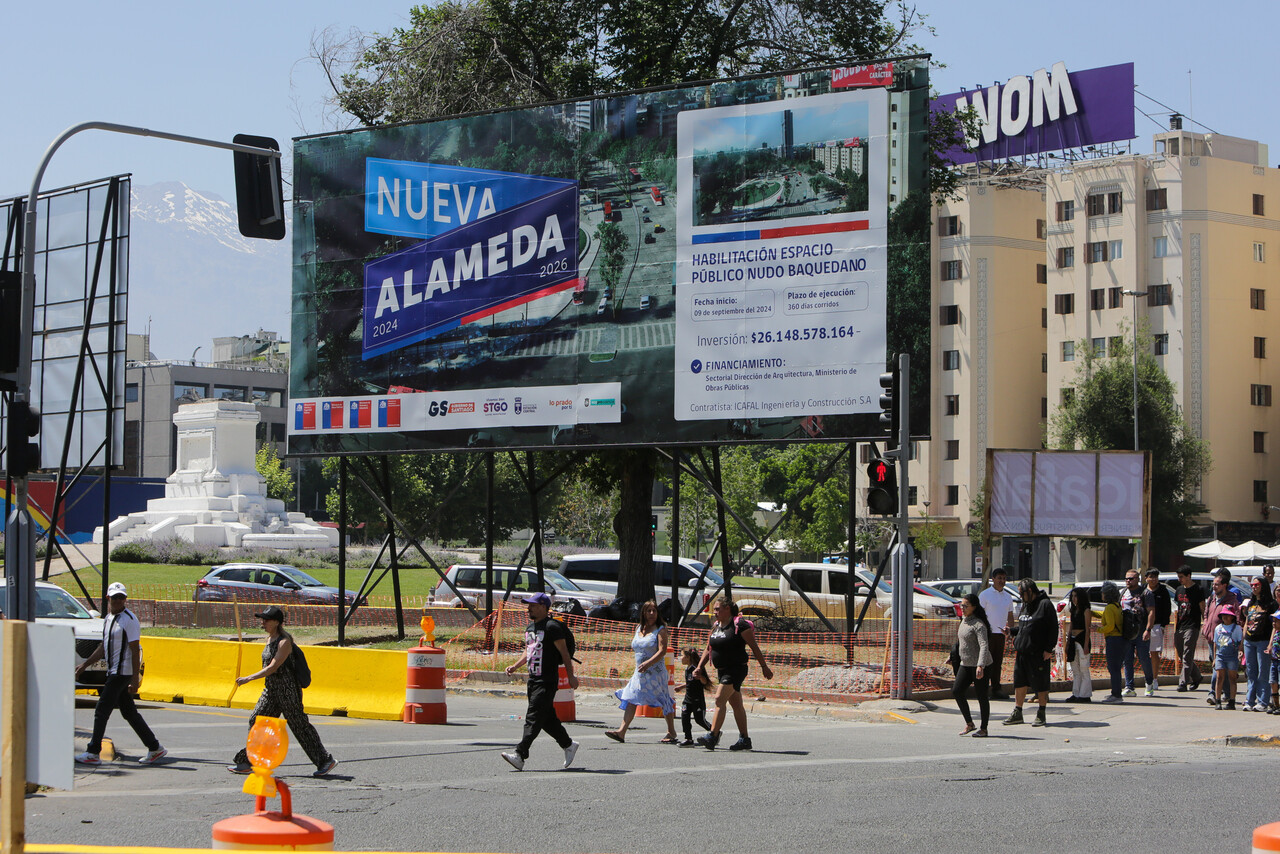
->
<box><xmin>1213</xmin><ymin>605</ymin><xmax>1243</xmax><ymax>710</ymax></box>
<box><xmin>675</xmin><ymin>647</ymin><xmax>712</xmax><ymax>745</ymax></box>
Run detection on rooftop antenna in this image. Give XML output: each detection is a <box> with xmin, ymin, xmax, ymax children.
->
<box><xmin>1188</xmin><ymin>69</ymin><xmax>1194</xmax><ymax>131</ymax></box>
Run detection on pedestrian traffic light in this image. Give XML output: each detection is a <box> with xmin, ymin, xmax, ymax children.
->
<box><xmin>232</xmin><ymin>134</ymin><xmax>285</xmax><ymax>240</ymax></box>
<box><xmin>866</xmin><ymin>455</ymin><xmax>898</xmax><ymax>515</ymax></box>
<box><xmin>6</xmin><ymin>399</ymin><xmax>40</xmax><ymax>478</ymax></box>
<box><xmin>879</xmin><ymin>362</ymin><xmax>900</xmax><ymax>450</ymax></box>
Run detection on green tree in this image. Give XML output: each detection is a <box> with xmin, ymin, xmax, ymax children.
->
<box><xmin>663</xmin><ymin>447</ymin><xmax>764</xmax><ymax>560</ymax></box>
<box><xmin>595</xmin><ymin>220</ymin><xmax>629</xmax><ymax>292</ymax></box>
<box><xmin>549</xmin><ymin>472</ymin><xmax>619</xmax><ymax>546</ymax></box>
<box><xmin>1051</xmin><ymin>326</ymin><xmax>1212</xmax><ymax>567</ymax></box>
<box><xmin>255</xmin><ymin>444</ymin><xmax>295</xmax><ymax>504</ymax></box>
<box><xmin>758</xmin><ymin>444</ymin><xmax>850</xmax><ymax>557</ymax></box>
<box><xmin>910</xmin><ymin>512</ymin><xmax>945</xmax><ymax>559</ymax></box>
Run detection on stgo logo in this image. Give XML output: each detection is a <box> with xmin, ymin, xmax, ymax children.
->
<box><xmin>483</xmin><ymin>400</ymin><xmax>508</xmax><ymax>414</ymax></box>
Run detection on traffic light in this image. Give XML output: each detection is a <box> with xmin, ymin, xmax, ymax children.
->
<box><xmin>866</xmin><ymin>454</ymin><xmax>898</xmax><ymax>515</ymax></box>
<box><xmin>6</xmin><ymin>399</ymin><xmax>40</xmax><ymax>478</ymax></box>
<box><xmin>232</xmin><ymin>134</ymin><xmax>285</xmax><ymax>240</ymax></box>
<box><xmin>0</xmin><ymin>270</ymin><xmax>20</xmax><ymax>391</ymax></box>
<box><xmin>879</xmin><ymin>362</ymin><xmax>900</xmax><ymax>450</ymax></box>
<box><xmin>651</xmin><ymin>514</ymin><xmax>658</xmax><ymax>532</ymax></box>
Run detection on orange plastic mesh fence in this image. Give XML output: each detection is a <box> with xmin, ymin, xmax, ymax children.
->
<box><xmin>123</xmin><ymin>594</ymin><xmax>1189</xmax><ymax>699</ymax></box>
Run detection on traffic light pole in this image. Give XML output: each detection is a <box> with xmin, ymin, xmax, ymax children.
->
<box><xmin>888</xmin><ymin>353</ymin><xmax>913</xmax><ymax>699</ymax></box>
<box><xmin>5</xmin><ymin>122</ymin><xmax>281</xmax><ymax>621</ymax></box>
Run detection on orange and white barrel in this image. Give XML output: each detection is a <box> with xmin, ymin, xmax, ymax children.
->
<box><xmin>554</xmin><ymin>664</ymin><xmax>576</xmax><ymax>723</ymax></box>
<box><xmin>1255</xmin><ymin>823</ymin><xmax>1280</xmax><ymax>853</ymax></box>
<box><xmin>403</xmin><ymin>646</ymin><xmax>447</xmax><ymax>724</ymax></box>
<box><xmin>213</xmin><ymin>785</ymin><xmax>334</xmax><ymax>850</ymax></box>
<box><xmin>638</xmin><ymin>648</ymin><xmax>676</xmax><ymax>718</ymax></box>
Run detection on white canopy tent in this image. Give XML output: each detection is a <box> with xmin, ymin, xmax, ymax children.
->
<box><xmin>1183</xmin><ymin>540</ymin><xmax>1230</xmax><ymax>559</ymax></box>
<box><xmin>1220</xmin><ymin>540</ymin><xmax>1271</xmax><ymax>562</ymax></box>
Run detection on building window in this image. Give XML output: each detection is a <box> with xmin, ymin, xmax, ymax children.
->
<box><xmin>1256</xmin><ymin>242</ymin><xmax>1266</xmax><ymax>263</ymax></box>
<box><xmin>945</xmin><ymin>440</ymin><xmax>960</xmax><ymax>461</ymax></box>
<box><xmin>1042</xmin><ymin>308</ymin><xmax>1048</xmax><ymax>328</ymax></box>
<box><xmin>938</xmin><ymin>215</ymin><xmax>960</xmax><ymax>236</ymax></box>
<box><xmin>943</xmin><ymin>350</ymin><xmax>960</xmax><ymax>371</ymax></box>
<box><xmin>1153</xmin><ymin>236</ymin><xmax>1169</xmax><ymax>258</ymax></box>
<box><xmin>1062</xmin><ymin>387</ymin><xmax>1075</xmax><ymax>406</ymax></box>
<box><xmin>214</xmin><ymin>386</ymin><xmax>247</xmax><ymax>402</ymax></box>
<box><xmin>1085</xmin><ymin>194</ymin><xmax>1105</xmax><ymax>216</ymax></box>
<box><xmin>1061</xmin><ymin>341</ymin><xmax>1075</xmax><ymax>361</ymax></box>
<box><xmin>941</xmin><ymin>260</ymin><xmax>962</xmax><ymax>280</ymax></box>
<box><xmin>1089</xmin><ymin>288</ymin><xmax>1105</xmax><ymax>310</ymax></box>
<box><xmin>940</xmin><ymin>305</ymin><xmax>960</xmax><ymax>325</ymax></box>
<box><xmin>1148</xmin><ymin>284</ymin><xmax>1172</xmax><ymax>306</ymax></box>
<box><xmin>1154</xmin><ymin>333</ymin><xmax>1169</xmax><ymax>355</ymax></box>
<box><xmin>1057</xmin><ymin>246</ymin><xmax>1075</xmax><ymax>268</ymax></box>
<box><xmin>1036</xmin><ymin>219</ymin><xmax>1047</xmax><ymax>239</ymax></box>
<box><xmin>1091</xmin><ymin>337</ymin><xmax>1106</xmax><ymax>357</ymax></box>
<box><xmin>1042</xmin><ymin>353</ymin><xmax>1048</xmax><ymax>373</ymax></box>
<box><xmin>125</xmin><ymin>383</ymin><xmax>139</xmax><ymax>403</ymax></box>
<box><xmin>1257</xmin><ymin>337</ymin><xmax>1267</xmax><ymax>359</ymax></box>
<box><xmin>1252</xmin><ymin>288</ymin><xmax>1267</xmax><ymax>310</ymax></box>
<box><xmin>251</xmin><ymin>389</ymin><xmax>283</xmax><ymax>407</ymax></box>
<box><xmin>1252</xmin><ymin>384</ymin><xmax>1273</xmax><ymax>407</ymax></box>
<box><xmin>1256</xmin><ymin>432</ymin><xmax>1267</xmax><ymax>454</ymax></box>
<box><xmin>1036</xmin><ymin>263</ymin><xmax>1047</xmax><ymax>284</ymax></box>
<box><xmin>1109</xmin><ymin>336</ymin><xmax>1124</xmax><ymax>356</ymax></box>
<box><xmin>945</xmin><ymin>394</ymin><xmax>960</xmax><ymax>416</ymax></box>
<box><xmin>1255</xmin><ymin>194</ymin><xmax>1266</xmax><ymax>216</ymax></box>
<box><xmin>1255</xmin><ymin>481</ymin><xmax>1269</xmax><ymax>503</ymax></box>
<box><xmin>1087</xmin><ymin>241</ymin><xmax>1108</xmax><ymax>264</ymax></box>
<box><xmin>1109</xmin><ymin>240</ymin><xmax>1123</xmax><ymax>260</ymax></box>
<box><xmin>1056</xmin><ymin>200</ymin><xmax>1074</xmax><ymax>221</ymax></box>
<box><xmin>1041</xmin><ymin>397</ymin><xmax>1048</xmax><ymax>418</ymax></box>
<box><xmin>1054</xmin><ymin>293</ymin><xmax>1075</xmax><ymax>315</ymax></box>
<box><xmin>946</xmin><ymin>485</ymin><xmax>959</xmax><ymax>506</ymax></box>
<box><xmin>907</xmin><ymin>486</ymin><xmax>917</xmax><ymax>506</ymax></box>
<box><xmin>1108</xmin><ymin>191</ymin><xmax>1123</xmax><ymax>214</ymax></box>
<box><xmin>173</xmin><ymin>383</ymin><xmax>207</xmax><ymax>403</ymax></box>
<box><xmin>1109</xmin><ymin>287</ymin><xmax>1123</xmax><ymax>308</ymax></box>
<box><xmin>1146</xmin><ymin>187</ymin><xmax>1168</xmax><ymax>210</ymax></box>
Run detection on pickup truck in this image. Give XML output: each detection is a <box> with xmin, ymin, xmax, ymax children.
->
<box><xmin>733</xmin><ymin>563</ymin><xmax>960</xmax><ymax>620</ymax></box>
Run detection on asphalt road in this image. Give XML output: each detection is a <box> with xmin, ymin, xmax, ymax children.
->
<box><xmin>28</xmin><ymin>686</ymin><xmax>1280</xmax><ymax>853</ymax></box>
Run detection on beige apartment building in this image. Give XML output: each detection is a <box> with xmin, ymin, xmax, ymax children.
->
<box><xmin>917</xmin><ymin>121</ymin><xmax>1280</xmax><ymax>582</ymax></box>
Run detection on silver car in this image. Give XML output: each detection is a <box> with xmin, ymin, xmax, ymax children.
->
<box><xmin>432</xmin><ymin>564</ymin><xmax>611</xmax><ymax>612</ymax></box>
<box><xmin>0</xmin><ymin>579</ymin><xmax>107</xmax><ymax>688</ymax></box>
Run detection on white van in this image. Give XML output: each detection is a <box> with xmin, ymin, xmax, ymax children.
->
<box><xmin>556</xmin><ymin>553</ymin><xmax>723</xmax><ymax>620</ymax></box>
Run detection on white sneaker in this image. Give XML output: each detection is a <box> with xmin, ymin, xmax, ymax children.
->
<box><xmin>563</xmin><ymin>741</ymin><xmax>579</xmax><ymax>769</ymax></box>
<box><xmin>1121</xmin><ymin>688</ymin><xmax>1136</xmax><ymax>697</ymax></box>
<box><xmin>501</xmin><ymin>751</ymin><xmax>524</xmax><ymax>771</ymax></box>
<box><xmin>1244</xmin><ymin>703</ymin><xmax>1257</xmax><ymax>712</ymax></box>
<box><xmin>74</xmin><ymin>751</ymin><xmax>101</xmax><ymax>765</ymax></box>
<box><xmin>1144</xmin><ymin>687</ymin><xmax>1155</xmax><ymax>697</ymax></box>
<box><xmin>138</xmin><ymin>747</ymin><xmax>167</xmax><ymax>765</ymax></box>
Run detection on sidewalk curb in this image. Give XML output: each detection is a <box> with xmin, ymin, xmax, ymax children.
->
<box><xmin>1193</xmin><ymin>733</ymin><xmax>1280</xmax><ymax>748</ymax></box>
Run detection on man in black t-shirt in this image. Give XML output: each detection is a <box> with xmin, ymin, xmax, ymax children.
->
<box><xmin>1174</xmin><ymin>566</ymin><xmax>1207</xmax><ymax>691</ymax></box>
<box><xmin>502</xmin><ymin>593</ymin><xmax>580</xmax><ymax>771</ymax></box>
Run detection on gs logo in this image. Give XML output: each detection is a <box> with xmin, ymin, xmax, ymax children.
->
<box><xmin>428</xmin><ymin>400</ymin><xmax>449</xmax><ymax>417</ymax></box>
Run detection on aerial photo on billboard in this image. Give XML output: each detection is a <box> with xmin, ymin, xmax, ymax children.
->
<box><xmin>288</xmin><ymin>61</ymin><xmax>930</xmax><ymax>456</ymax></box>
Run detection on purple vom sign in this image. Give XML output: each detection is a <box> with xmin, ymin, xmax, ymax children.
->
<box><xmin>931</xmin><ymin>62</ymin><xmax>1135</xmax><ymax>164</ymax></box>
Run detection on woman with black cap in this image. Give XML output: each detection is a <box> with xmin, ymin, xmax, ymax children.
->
<box><xmin>228</xmin><ymin>605</ymin><xmax>337</xmax><ymax>776</ymax></box>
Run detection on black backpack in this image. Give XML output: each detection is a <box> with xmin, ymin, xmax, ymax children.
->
<box><xmin>552</xmin><ymin>615</ymin><xmax>580</xmax><ymax>663</ymax></box>
<box><xmin>291</xmin><ymin>643</ymin><xmax>312</xmax><ymax>689</ymax></box>
<box><xmin>1153</xmin><ymin>584</ymin><xmax>1172</xmax><ymax>626</ymax></box>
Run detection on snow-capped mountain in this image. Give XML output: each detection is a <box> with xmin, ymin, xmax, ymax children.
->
<box><xmin>127</xmin><ymin>182</ymin><xmax>291</xmax><ymax>361</ymax></box>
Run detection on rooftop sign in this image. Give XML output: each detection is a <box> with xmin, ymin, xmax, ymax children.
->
<box><xmin>933</xmin><ymin>62</ymin><xmax>1135</xmax><ymax>164</ymax></box>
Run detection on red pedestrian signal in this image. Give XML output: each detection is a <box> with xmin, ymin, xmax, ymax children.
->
<box><xmin>866</xmin><ymin>456</ymin><xmax>897</xmax><ymax>515</ymax></box>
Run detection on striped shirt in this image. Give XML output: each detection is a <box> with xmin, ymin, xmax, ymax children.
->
<box><xmin>103</xmin><ymin>609</ymin><xmax>141</xmax><ymax>676</ymax></box>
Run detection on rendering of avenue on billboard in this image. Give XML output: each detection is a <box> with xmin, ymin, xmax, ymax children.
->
<box><xmin>287</xmin><ymin>59</ymin><xmax>930</xmax><ymax>455</ymax></box>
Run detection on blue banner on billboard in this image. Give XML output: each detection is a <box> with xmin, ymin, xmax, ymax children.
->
<box><xmin>362</xmin><ymin>182</ymin><xmax>579</xmax><ymax>359</ymax></box>
<box><xmin>364</xmin><ymin>159</ymin><xmax>576</xmax><ymax>240</ymax></box>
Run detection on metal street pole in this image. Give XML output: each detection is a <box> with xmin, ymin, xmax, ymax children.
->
<box><xmin>1121</xmin><ymin>289</ymin><xmax>1147</xmax><ymax>570</ymax></box>
<box><xmin>890</xmin><ymin>352</ymin><xmax>913</xmax><ymax>699</ymax></box>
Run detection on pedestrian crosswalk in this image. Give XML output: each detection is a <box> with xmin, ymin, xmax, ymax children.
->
<box><xmin>507</xmin><ymin>319</ymin><xmax>675</xmax><ymax>357</ymax></box>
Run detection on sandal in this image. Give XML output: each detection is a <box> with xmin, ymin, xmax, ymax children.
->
<box><xmin>973</xmin><ymin>729</ymin><xmax>988</xmax><ymax>738</ymax></box>
<box><xmin>604</xmin><ymin>730</ymin><xmax>625</xmax><ymax>743</ymax></box>
<box><xmin>660</xmin><ymin>735</ymin><xmax>679</xmax><ymax>744</ymax></box>
<box><xmin>959</xmin><ymin>723</ymin><xmax>976</xmax><ymax>736</ymax></box>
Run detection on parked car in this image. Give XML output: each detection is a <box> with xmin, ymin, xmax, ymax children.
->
<box><xmin>431</xmin><ymin>564</ymin><xmax>610</xmax><ymax>613</ymax></box>
<box><xmin>769</xmin><ymin>562</ymin><xmax>876</xmax><ymax>618</ymax></box>
<box><xmin>194</xmin><ymin>563</ymin><xmax>363</xmax><ymax>606</ymax></box>
<box><xmin>556</xmin><ymin>553</ymin><xmax>724</xmax><ymax>621</ymax></box>
<box><xmin>640</xmin><ymin>294</ymin><xmax>652</xmax><ymax>309</ymax></box>
<box><xmin>853</xmin><ymin>568</ymin><xmax>962</xmax><ymax>619</ymax></box>
<box><xmin>0</xmin><ymin>579</ymin><xmax>107</xmax><ymax>688</ymax></box>
<box><xmin>596</xmin><ymin>297</ymin><xmax>608</xmax><ymax>315</ymax></box>
<box><xmin>1053</xmin><ymin>573</ymin><xmax>1250</xmax><ymax>617</ymax></box>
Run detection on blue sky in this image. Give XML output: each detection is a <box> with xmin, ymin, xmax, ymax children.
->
<box><xmin>5</xmin><ymin>2</ymin><xmax>1274</xmax><ymax>202</ymax></box>
<box><xmin>691</xmin><ymin>98</ymin><xmax>869</xmax><ymax>155</ymax></box>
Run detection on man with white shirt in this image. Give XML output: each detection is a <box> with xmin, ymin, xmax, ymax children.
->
<box><xmin>979</xmin><ymin>566</ymin><xmax>1016</xmax><ymax>700</ymax></box>
<box><xmin>74</xmin><ymin>582</ymin><xmax>166</xmax><ymax>766</ymax></box>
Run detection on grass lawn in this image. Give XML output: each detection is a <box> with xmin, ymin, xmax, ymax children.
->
<box><xmin>731</xmin><ymin>576</ymin><xmax>779</xmax><ymax>590</ymax></box>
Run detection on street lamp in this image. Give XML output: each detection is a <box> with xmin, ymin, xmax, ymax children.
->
<box><xmin>1120</xmin><ymin>290</ymin><xmax>1148</xmax><ymax>451</ymax></box>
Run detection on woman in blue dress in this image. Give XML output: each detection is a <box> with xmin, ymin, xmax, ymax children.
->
<box><xmin>605</xmin><ymin>600</ymin><xmax>679</xmax><ymax>743</ymax></box>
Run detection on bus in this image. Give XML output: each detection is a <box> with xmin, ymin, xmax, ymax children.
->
<box><xmin>603</xmin><ymin>200</ymin><xmax>613</xmax><ymax>220</ymax></box>
<box><xmin>571</xmin><ymin>278</ymin><xmax>587</xmax><ymax>305</ymax></box>
<box><xmin>628</xmin><ymin>167</ymin><xmax>640</xmax><ymax>182</ymax></box>
<box><xmin>650</xmin><ymin>186</ymin><xmax>664</xmax><ymax>206</ymax></box>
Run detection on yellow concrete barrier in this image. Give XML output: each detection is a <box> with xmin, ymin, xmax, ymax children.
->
<box><xmin>299</xmin><ymin>645</ymin><xmax>408</xmax><ymax>721</ymax></box>
<box><xmin>137</xmin><ymin>636</ymin><xmax>409</xmax><ymax>721</ymax></box>
<box><xmin>138</xmin><ymin>637</ymin><xmax>242</xmax><ymax>708</ymax></box>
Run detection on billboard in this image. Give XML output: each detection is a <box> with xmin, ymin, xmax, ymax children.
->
<box><xmin>987</xmin><ymin>449</ymin><xmax>1149</xmax><ymax>539</ymax></box>
<box><xmin>289</xmin><ymin>62</ymin><xmax>929</xmax><ymax>456</ymax></box>
<box><xmin>932</xmin><ymin>62</ymin><xmax>1135</xmax><ymax>164</ymax></box>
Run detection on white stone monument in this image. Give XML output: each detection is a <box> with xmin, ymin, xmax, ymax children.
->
<box><xmin>95</xmin><ymin>400</ymin><xmax>338</xmax><ymax>550</ymax></box>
